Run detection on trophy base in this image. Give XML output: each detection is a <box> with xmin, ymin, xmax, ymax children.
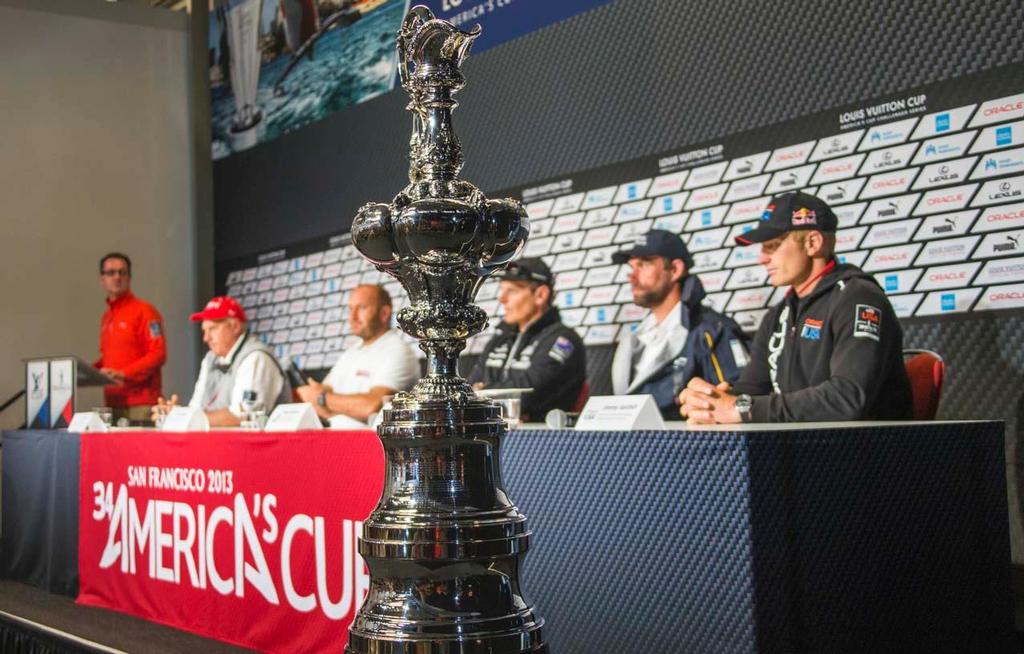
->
<box><xmin>345</xmin><ymin>637</ymin><xmax>547</xmax><ymax>654</ymax></box>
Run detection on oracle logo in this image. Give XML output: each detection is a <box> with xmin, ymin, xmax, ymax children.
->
<box><xmin>983</xmin><ymin>102</ymin><xmax>1024</xmax><ymax>116</ymax></box>
<box><xmin>876</xmin><ymin>253</ymin><xmax>909</xmax><ymax>263</ymax></box>
<box><xmin>927</xmin><ymin>194</ymin><xmax>963</xmax><ymax>205</ymax></box>
<box><xmin>987</xmin><ymin>210</ymin><xmax>1024</xmax><ymax>222</ymax></box>
<box><xmin>776</xmin><ymin>150</ymin><xmax>806</xmax><ymax>161</ymax></box>
<box><xmin>823</xmin><ymin>163</ymin><xmax>853</xmax><ymax>174</ymax></box>
<box><xmin>989</xmin><ymin>291</ymin><xmax>1024</xmax><ymax>301</ymax></box>
<box><xmin>928</xmin><ymin>271</ymin><xmax>967</xmax><ymax>282</ymax></box>
<box><xmin>872</xmin><ymin>177</ymin><xmax>907</xmax><ymax>189</ymax></box>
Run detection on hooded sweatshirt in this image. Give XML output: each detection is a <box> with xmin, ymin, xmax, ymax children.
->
<box><xmin>732</xmin><ymin>260</ymin><xmax>912</xmax><ymax>422</ymax></box>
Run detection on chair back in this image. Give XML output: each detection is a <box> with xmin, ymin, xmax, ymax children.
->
<box><xmin>903</xmin><ymin>349</ymin><xmax>945</xmax><ymax>420</ymax></box>
<box><xmin>572</xmin><ymin>380</ymin><xmax>591</xmax><ymax>413</ymax></box>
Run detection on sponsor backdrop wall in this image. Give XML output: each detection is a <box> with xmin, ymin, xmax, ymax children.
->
<box><xmin>212</xmin><ymin>1</ymin><xmax>1024</xmax><ymax>561</ymax></box>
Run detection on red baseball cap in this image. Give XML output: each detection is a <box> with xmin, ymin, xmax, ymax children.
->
<box><xmin>189</xmin><ymin>296</ymin><xmax>247</xmax><ymax>322</ymax></box>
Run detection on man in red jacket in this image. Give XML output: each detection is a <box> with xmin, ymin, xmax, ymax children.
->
<box><xmin>94</xmin><ymin>253</ymin><xmax>167</xmax><ymax>424</ymax></box>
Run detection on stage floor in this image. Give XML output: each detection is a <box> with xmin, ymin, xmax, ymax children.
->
<box><xmin>0</xmin><ymin>579</ymin><xmax>253</xmax><ymax>653</ymax></box>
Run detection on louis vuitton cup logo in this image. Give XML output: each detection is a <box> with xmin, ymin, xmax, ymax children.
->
<box><xmin>32</xmin><ymin>372</ymin><xmax>44</xmax><ymax>393</ymax></box>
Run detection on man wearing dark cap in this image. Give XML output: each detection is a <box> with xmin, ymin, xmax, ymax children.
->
<box><xmin>680</xmin><ymin>192</ymin><xmax>912</xmax><ymax>423</ymax></box>
<box><xmin>467</xmin><ymin>258</ymin><xmax>586</xmax><ymax>422</ymax></box>
<box><xmin>611</xmin><ymin>229</ymin><xmax>749</xmax><ymax>419</ymax></box>
<box><xmin>152</xmin><ymin>296</ymin><xmax>291</xmax><ymax>427</ymax></box>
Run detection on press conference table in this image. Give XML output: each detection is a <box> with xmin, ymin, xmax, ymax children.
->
<box><xmin>1</xmin><ymin>421</ymin><xmax>1015</xmax><ymax>654</ymax></box>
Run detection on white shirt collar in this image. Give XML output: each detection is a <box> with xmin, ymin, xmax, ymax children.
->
<box><xmin>215</xmin><ymin>330</ymin><xmax>248</xmax><ymax>366</ymax></box>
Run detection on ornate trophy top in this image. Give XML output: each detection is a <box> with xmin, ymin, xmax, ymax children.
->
<box><xmin>350</xmin><ymin>5</ymin><xmax>529</xmax><ymax>407</ymax></box>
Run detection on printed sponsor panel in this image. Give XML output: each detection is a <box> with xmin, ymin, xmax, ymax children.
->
<box><xmin>910</xmin><ymin>105</ymin><xmax>977</xmax><ymax>139</ymax></box>
<box><xmin>974</xmin><ymin>283</ymin><xmax>1024</xmax><ymax>310</ymax></box>
<box><xmin>972</xmin><ymin>146</ymin><xmax>1024</xmax><ymax>180</ymax></box>
<box><xmin>914</xmin><ymin>262</ymin><xmax>982</xmax><ymax>291</ymax></box>
<box><xmin>915</xmin><ymin>288</ymin><xmax>982</xmax><ymax>315</ymax></box>
<box><xmin>914</xmin><ymin>210</ymin><xmax>978</xmax><ymax>240</ymax></box>
<box><xmin>221</xmin><ymin>71</ymin><xmax>1024</xmax><ymax>363</ymax></box>
<box><xmin>875</xmin><ymin>269</ymin><xmax>924</xmax><ymax>294</ymax></box>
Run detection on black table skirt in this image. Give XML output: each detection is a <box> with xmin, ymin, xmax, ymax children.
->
<box><xmin>1</xmin><ymin>422</ymin><xmax>1015</xmax><ymax>653</ymax></box>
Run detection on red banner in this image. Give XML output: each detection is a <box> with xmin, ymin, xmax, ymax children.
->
<box><xmin>78</xmin><ymin>430</ymin><xmax>384</xmax><ymax>653</ymax></box>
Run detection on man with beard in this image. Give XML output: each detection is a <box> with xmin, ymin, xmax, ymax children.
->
<box><xmin>296</xmin><ymin>284</ymin><xmax>419</xmax><ymax>426</ymax></box>
<box><xmin>610</xmin><ymin>230</ymin><xmax>749</xmax><ymax>420</ymax></box>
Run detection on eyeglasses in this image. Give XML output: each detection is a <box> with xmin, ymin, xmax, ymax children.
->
<box><xmin>101</xmin><ymin>270</ymin><xmax>130</xmax><ymax>277</ymax></box>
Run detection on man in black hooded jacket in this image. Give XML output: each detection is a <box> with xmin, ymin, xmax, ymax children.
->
<box><xmin>680</xmin><ymin>192</ymin><xmax>912</xmax><ymax>423</ymax></box>
<box><xmin>468</xmin><ymin>258</ymin><xmax>586</xmax><ymax>421</ymax></box>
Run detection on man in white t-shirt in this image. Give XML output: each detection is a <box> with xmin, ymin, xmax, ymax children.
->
<box><xmin>152</xmin><ymin>296</ymin><xmax>290</xmax><ymax>427</ymax></box>
<box><xmin>296</xmin><ymin>284</ymin><xmax>419</xmax><ymax>425</ymax></box>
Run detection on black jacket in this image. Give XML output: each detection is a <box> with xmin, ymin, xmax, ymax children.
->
<box><xmin>467</xmin><ymin>307</ymin><xmax>586</xmax><ymax>421</ymax></box>
<box><xmin>732</xmin><ymin>260</ymin><xmax>913</xmax><ymax>422</ymax></box>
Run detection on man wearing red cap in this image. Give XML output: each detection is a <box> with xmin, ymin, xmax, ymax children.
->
<box><xmin>153</xmin><ymin>296</ymin><xmax>290</xmax><ymax>427</ymax></box>
<box><xmin>94</xmin><ymin>253</ymin><xmax>166</xmax><ymax>424</ymax></box>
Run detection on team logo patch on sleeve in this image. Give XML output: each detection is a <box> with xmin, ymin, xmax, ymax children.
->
<box><xmin>549</xmin><ymin>336</ymin><xmax>574</xmax><ymax>363</ymax></box>
<box><xmin>148</xmin><ymin>320</ymin><xmax>163</xmax><ymax>339</ymax></box>
<box><xmin>800</xmin><ymin>318</ymin><xmax>823</xmax><ymax>341</ymax></box>
<box><xmin>853</xmin><ymin>304</ymin><xmax>881</xmax><ymax>341</ymax></box>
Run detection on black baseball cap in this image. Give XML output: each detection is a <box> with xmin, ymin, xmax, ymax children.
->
<box><xmin>735</xmin><ymin>192</ymin><xmax>838</xmax><ymax>245</ymax></box>
<box><xmin>495</xmin><ymin>257</ymin><xmax>554</xmax><ymax>286</ymax></box>
<box><xmin>611</xmin><ymin>229</ymin><xmax>694</xmax><ymax>268</ymax></box>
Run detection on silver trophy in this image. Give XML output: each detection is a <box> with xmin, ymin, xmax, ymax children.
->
<box><xmin>346</xmin><ymin>6</ymin><xmax>546</xmax><ymax>653</ymax></box>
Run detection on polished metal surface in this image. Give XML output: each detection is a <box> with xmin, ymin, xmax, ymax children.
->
<box><xmin>345</xmin><ymin>5</ymin><xmax>545</xmax><ymax>652</ymax></box>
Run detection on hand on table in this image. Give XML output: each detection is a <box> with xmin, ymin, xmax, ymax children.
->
<box><xmin>678</xmin><ymin>377</ymin><xmax>740</xmax><ymax>425</ymax></box>
<box><xmin>151</xmin><ymin>394</ymin><xmax>179</xmax><ymax>424</ymax></box>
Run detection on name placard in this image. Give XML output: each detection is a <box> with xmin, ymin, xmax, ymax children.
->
<box><xmin>162</xmin><ymin>406</ymin><xmax>210</xmax><ymax>432</ymax></box>
<box><xmin>68</xmin><ymin>412</ymin><xmax>108</xmax><ymax>433</ymax></box>
<box><xmin>574</xmin><ymin>395</ymin><xmax>666</xmax><ymax>431</ymax></box>
<box><xmin>266</xmin><ymin>403</ymin><xmax>322</xmax><ymax>431</ymax></box>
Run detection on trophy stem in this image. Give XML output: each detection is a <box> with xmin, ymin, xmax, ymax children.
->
<box><xmin>423</xmin><ymin>338</ymin><xmax>462</xmax><ymax>377</ymax></box>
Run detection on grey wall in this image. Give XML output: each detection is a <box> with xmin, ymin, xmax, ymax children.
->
<box><xmin>0</xmin><ymin>0</ymin><xmax>197</xmax><ymax>428</ymax></box>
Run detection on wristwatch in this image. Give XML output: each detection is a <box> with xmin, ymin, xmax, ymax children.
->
<box><xmin>316</xmin><ymin>392</ymin><xmax>328</xmax><ymax>408</ymax></box>
<box><xmin>734</xmin><ymin>394</ymin><xmax>753</xmax><ymax>422</ymax></box>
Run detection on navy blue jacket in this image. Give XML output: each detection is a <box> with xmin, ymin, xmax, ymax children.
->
<box><xmin>612</xmin><ymin>276</ymin><xmax>750</xmax><ymax>420</ymax></box>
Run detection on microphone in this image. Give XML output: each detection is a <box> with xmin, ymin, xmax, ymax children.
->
<box><xmin>545</xmin><ymin>409</ymin><xmax>580</xmax><ymax>429</ymax></box>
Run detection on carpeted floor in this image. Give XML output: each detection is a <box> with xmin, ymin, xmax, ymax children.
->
<box><xmin>0</xmin><ymin>579</ymin><xmax>253</xmax><ymax>653</ymax></box>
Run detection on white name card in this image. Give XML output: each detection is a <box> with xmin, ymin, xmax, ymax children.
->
<box><xmin>68</xmin><ymin>412</ymin><xmax>108</xmax><ymax>433</ymax></box>
<box><xmin>162</xmin><ymin>406</ymin><xmax>210</xmax><ymax>432</ymax></box>
<box><xmin>266</xmin><ymin>403</ymin><xmax>322</xmax><ymax>431</ymax></box>
<box><xmin>574</xmin><ymin>394</ymin><xmax>666</xmax><ymax>431</ymax></box>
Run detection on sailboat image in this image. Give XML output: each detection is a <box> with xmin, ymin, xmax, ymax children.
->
<box><xmin>224</xmin><ymin>0</ymin><xmax>265</xmax><ymax>150</ymax></box>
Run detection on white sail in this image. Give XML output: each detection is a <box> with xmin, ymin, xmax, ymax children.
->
<box><xmin>225</xmin><ymin>0</ymin><xmax>263</xmax><ymax>131</ymax></box>
<box><xmin>279</xmin><ymin>0</ymin><xmax>302</xmax><ymax>53</ymax></box>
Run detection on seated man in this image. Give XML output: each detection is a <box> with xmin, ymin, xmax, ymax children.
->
<box><xmin>296</xmin><ymin>284</ymin><xmax>419</xmax><ymax>425</ymax></box>
<box><xmin>467</xmin><ymin>258</ymin><xmax>586</xmax><ymax>422</ymax></box>
<box><xmin>610</xmin><ymin>230</ymin><xmax>748</xmax><ymax>420</ymax></box>
<box><xmin>680</xmin><ymin>192</ymin><xmax>912</xmax><ymax>423</ymax></box>
<box><xmin>153</xmin><ymin>296</ymin><xmax>291</xmax><ymax>427</ymax></box>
